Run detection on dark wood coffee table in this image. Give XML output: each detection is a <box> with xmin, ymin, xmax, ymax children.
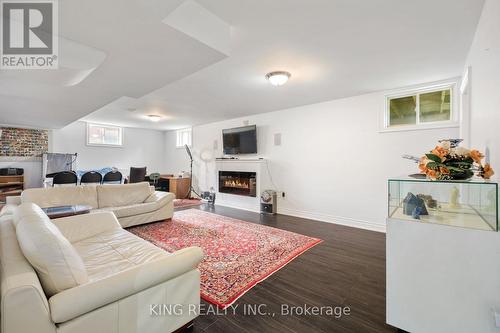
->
<box><xmin>42</xmin><ymin>205</ymin><xmax>92</xmax><ymax>219</ymax></box>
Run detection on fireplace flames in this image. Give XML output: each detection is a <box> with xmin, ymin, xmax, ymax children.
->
<box><xmin>223</xmin><ymin>179</ymin><xmax>250</xmax><ymax>189</ymax></box>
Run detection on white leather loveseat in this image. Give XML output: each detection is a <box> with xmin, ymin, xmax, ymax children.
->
<box><xmin>0</xmin><ymin>203</ymin><xmax>203</xmax><ymax>333</ymax></box>
<box><xmin>5</xmin><ymin>182</ymin><xmax>174</xmax><ymax>228</ymax></box>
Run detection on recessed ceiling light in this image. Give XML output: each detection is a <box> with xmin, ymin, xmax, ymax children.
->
<box><xmin>147</xmin><ymin>115</ymin><xmax>162</xmax><ymax>122</ymax></box>
<box><xmin>265</xmin><ymin>71</ymin><xmax>291</xmax><ymax>86</ymax></box>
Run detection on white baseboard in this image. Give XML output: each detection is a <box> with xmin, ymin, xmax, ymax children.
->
<box><xmin>214</xmin><ymin>201</ymin><xmax>260</xmax><ymax>213</ymax></box>
<box><xmin>213</xmin><ymin>201</ymin><xmax>386</xmax><ymax>233</ymax></box>
<box><xmin>278</xmin><ymin>207</ymin><xmax>386</xmax><ymax>233</ymax></box>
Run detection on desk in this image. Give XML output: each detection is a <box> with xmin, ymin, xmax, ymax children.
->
<box><xmin>159</xmin><ymin>175</ymin><xmax>191</xmax><ymax>199</ymax></box>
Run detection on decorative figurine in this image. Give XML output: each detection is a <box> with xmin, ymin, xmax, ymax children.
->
<box><xmin>403</xmin><ymin>192</ymin><xmax>429</xmax><ymax>217</ymax></box>
<box><xmin>428</xmin><ymin>199</ymin><xmax>438</xmax><ymax>209</ymax></box>
<box><xmin>450</xmin><ymin>186</ymin><xmax>460</xmax><ymax>209</ymax></box>
<box><xmin>412</xmin><ymin>207</ymin><xmax>424</xmax><ymax>219</ymax></box>
<box><xmin>417</xmin><ymin>194</ymin><xmax>438</xmax><ymax>209</ymax></box>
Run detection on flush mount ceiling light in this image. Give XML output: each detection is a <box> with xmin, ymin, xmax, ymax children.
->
<box><xmin>265</xmin><ymin>71</ymin><xmax>291</xmax><ymax>86</ymax></box>
<box><xmin>146</xmin><ymin>114</ymin><xmax>162</xmax><ymax>122</ymax></box>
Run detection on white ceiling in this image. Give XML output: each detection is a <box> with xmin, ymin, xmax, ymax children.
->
<box><xmin>1</xmin><ymin>0</ymin><xmax>485</xmax><ymax>130</ymax></box>
<box><xmin>0</xmin><ymin>0</ymin><xmax>227</xmax><ymax>129</ymax></box>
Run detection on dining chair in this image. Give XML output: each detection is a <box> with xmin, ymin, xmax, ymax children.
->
<box><xmin>52</xmin><ymin>171</ymin><xmax>78</xmax><ymax>187</ymax></box>
<box><xmin>102</xmin><ymin>170</ymin><xmax>123</xmax><ymax>184</ymax></box>
<box><xmin>80</xmin><ymin>171</ymin><xmax>103</xmax><ymax>185</ymax></box>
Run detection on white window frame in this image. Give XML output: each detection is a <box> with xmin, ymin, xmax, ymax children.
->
<box><xmin>380</xmin><ymin>80</ymin><xmax>459</xmax><ymax>132</ymax></box>
<box><xmin>176</xmin><ymin>128</ymin><xmax>192</xmax><ymax>148</ymax></box>
<box><xmin>86</xmin><ymin>123</ymin><xmax>123</xmax><ymax>147</ymax></box>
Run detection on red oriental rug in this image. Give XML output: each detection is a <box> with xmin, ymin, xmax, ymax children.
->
<box><xmin>128</xmin><ymin>209</ymin><xmax>321</xmax><ymax>308</ymax></box>
<box><xmin>173</xmin><ymin>198</ymin><xmax>203</xmax><ymax>209</ymax></box>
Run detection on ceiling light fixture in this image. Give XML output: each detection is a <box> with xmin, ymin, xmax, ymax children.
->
<box><xmin>147</xmin><ymin>115</ymin><xmax>162</xmax><ymax>122</ymax></box>
<box><xmin>265</xmin><ymin>71</ymin><xmax>291</xmax><ymax>86</ymax></box>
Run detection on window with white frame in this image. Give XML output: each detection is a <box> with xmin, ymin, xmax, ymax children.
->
<box><xmin>383</xmin><ymin>83</ymin><xmax>457</xmax><ymax>131</ymax></box>
<box><xmin>86</xmin><ymin>123</ymin><xmax>123</xmax><ymax>147</ymax></box>
<box><xmin>176</xmin><ymin>128</ymin><xmax>192</xmax><ymax>148</ymax></box>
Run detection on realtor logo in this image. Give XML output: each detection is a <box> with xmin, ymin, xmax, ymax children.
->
<box><xmin>1</xmin><ymin>0</ymin><xmax>58</xmax><ymax>69</ymax></box>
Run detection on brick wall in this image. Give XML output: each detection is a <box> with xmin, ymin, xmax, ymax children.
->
<box><xmin>0</xmin><ymin>127</ymin><xmax>49</xmax><ymax>157</ymax></box>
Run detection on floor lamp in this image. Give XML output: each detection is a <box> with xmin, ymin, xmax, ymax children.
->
<box><xmin>184</xmin><ymin>144</ymin><xmax>195</xmax><ymax>199</ymax></box>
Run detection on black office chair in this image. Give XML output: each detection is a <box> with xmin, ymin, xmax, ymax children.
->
<box><xmin>80</xmin><ymin>171</ymin><xmax>103</xmax><ymax>185</ymax></box>
<box><xmin>102</xmin><ymin>170</ymin><xmax>123</xmax><ymax>184</ymax></box>
<box><xmin>52</xmin><ymin>171</ymin><xmax>78</xmax><ymax>187</ymax></box>
<box><xmin>149</xmin><ymin>172</ymin><xmax>161</xmax><ymax>190</ymax></box>
<box><xmin>129</xmin><ymin>167</ymin><xmax>147</xmax><ymax>183</ymax></box>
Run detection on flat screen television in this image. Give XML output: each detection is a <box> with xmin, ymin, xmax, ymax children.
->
<box><xmin>222</xmin><ymin>125</ymin><xmax>257</xmax><ymax>154</ymax></box>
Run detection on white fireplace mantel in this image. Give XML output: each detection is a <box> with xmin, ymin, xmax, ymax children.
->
<box><xmin>215</xmin><ymin>158</ymin><xmax>271</xmax><ymax>212</ymax></box>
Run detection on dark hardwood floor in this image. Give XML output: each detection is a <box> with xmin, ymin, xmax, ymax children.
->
<box><xmin>175</xmin><ymin>204</ymin><xmax>397</xmax><ymax>333</ymax></box>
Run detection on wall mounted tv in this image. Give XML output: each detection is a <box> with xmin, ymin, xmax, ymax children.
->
<box><xmin>222</xmin><ymin>125</ymin><xmax>257</xmax><ymax>154</ymax></box>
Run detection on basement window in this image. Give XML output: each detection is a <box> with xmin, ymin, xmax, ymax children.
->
<box><xmin>176</xmin><ymin>128</ymin><xmax>192</xmax><ymax>148</ymax></box>
<box><xmin>381</xmin><ymin>82</ymin><xmax>458</xmax><ymax>132</ymax></box>
<box><xmin>86</xmin><ymin>123</ymin><xmax>123</xmax><ymax>147</ymax></box>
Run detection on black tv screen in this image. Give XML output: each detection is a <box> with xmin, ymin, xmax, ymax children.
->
<box><xmin>222</xmin><ymin>125</ymin><xmax>257</xmax><ymax>154</ymax></box>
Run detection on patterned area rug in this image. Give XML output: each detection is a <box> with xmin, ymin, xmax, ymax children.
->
<box><xmin>128</xmin><ymin>209</ymin><xmax>321</xmax><ymax>308</ymax></box>
<box><xmin>173</xmin><ymin>198</ymin><xmax>203</xmax><ymax>209</ymax></box>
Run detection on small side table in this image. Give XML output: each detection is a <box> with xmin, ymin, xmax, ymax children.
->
<box><xmin>159</xmin><ymin>176</ymin><xmax>191</xmax><ymax>199</ymax></box>
<box><xmin>42</xmin><ymin>205</ymin><xmax>92</xmax><ymax>219</ymax></box>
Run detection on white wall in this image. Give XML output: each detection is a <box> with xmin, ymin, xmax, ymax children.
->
<box><xmin>0</xmin><ymin>159</ymin><xmax>42</xmax><ymax>188</ymax></box>
<box><xmin>165</xmin><ymin>91</ymin><xmax>458</xmax><ymax>231</ymax></box>
<box><xmin>51</xmin><ymin>121</ymin><xmax>167</xmax><ymax>175</ymax></box>
<box><xmin>163</xmin><ymin>130</ymin><xmax>192</xmax><ymax>175</ymax></box>
<box><xmin>465</xmin><ymin>0</ymin><xmax>500</xmax><ymax>171</ymax></box>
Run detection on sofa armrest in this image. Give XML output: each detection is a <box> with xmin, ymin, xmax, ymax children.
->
<box><xmin>2</xmin><ymin>285</ymin><xmax>56</xmax><ymax>333</ymax></box>
<box><xmin>52</xmin><ymin>212</ymin><xmax>121</xmax><ymax>243</ymax></box>
<box><xmin>144</xmin><ymin>191</ymin><xmax>175</xmax><ymax>204</ymax></box>
<box><xmin>6</xmin><ymin>196</ymin><xmax>21</xmax><ymax>205</ymax></box>
<box><xmin>0</xmin><ymin>204</ymin><xmax>16</xmax><ymax>217</ymax></box>
<box><xmin>49</xmin><ymin>246</ymin><xmax>204</xmax><ymax>323</ymax></box>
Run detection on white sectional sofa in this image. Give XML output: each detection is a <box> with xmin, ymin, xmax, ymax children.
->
<box><xmin>4</xmin><ymin>182</ymin><xmax>174</xmax><ymax>228</ymax></box>
<box><xmin>0</xmin><ymin>203</ymin><xmax>203</xmax><ymax>333</ymax></box>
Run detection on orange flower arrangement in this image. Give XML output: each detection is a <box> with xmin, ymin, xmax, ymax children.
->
<box><xmin>415</xmin><ymin>140</ymin><xmax>494</xmax><ymax>181</ymax></box>
<box><xmin>470</xmin><ymin>150</ymin><xmax>484</xmax><ymax>164</ymax></box>
<box><xmin>481</xmin><ymin>164</ymin><xmax>495</xmax><ymax>179</ymax></box>
<box><xmin>418</xmin><ymin>157</ymin><xmax>429</xmax><ymax>173</ymax></box>
<box><xmin>439</xmin><ymin>167</ymin><xmax>450</xmax><ymax>175</ymax></box>
<box><xmin>431</xmin><ymin>146</ymin><xmax>448</xmax><ymax>161</ymax></box>
<box><xmin>426</xmin><ymin>169</ymin><xmax>438</xmax><ymax>180</ymax></box>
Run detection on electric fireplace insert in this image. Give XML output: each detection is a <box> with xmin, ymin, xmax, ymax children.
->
<box><xmin>218</xmin><ymin>171</ymin><xmax>256</xmax><ymax>197</ymax></box>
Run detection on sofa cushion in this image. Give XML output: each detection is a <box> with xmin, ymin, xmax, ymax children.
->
<box><xmin>97</xmin><ymin>182</ymin><xmax>153</xmax><ymax>208</ymax></box>
<box><xmin>72</xmin><ymin>228</ymin><xmax>168</xmax><ymax>281</ymax></box>
<box><xmin>12</xmin><ymin>201</ymin><xmax>45</xmax><ymax>227</ymax></box>
<box><xmin>21</xmin><ymin>186</ymin><xmax>99</xmax><ymax>209</ymax></box>
<box><xmin>105</xmin><ymin>202</ymin><xmax>158</xmax><ymax>218</ymax></box>
<box><xmin>14</xmin><ymin>203</ymin><xmax>89</xmax><ymax>297</ymax></box>
<box><xmin>99</xmin><ymin>192</ymin><xmax>175</xmax><ymax>218</ymax></box>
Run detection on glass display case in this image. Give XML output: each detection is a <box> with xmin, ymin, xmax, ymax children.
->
<box><xmin>388</xmin><ymin>177</ymin><xmax>498</xmax><ymax>231</ymax></box>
